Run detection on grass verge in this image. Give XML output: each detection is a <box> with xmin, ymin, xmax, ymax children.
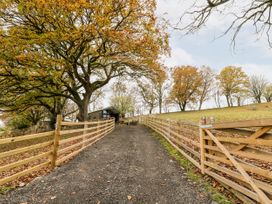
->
<box><xmin>0</xmin><ymin>186</ymin><xmax>14</xmax><ymax>195</ymax></box>
<box><xmin>157</xmin><ymin>102</ymin><xmax>272</xmax><ymax>123</ymax></box>
<box><xmin>150</xmin><ymin>130</ymin><xmax>236</xmax><ymax>204</ymax></box>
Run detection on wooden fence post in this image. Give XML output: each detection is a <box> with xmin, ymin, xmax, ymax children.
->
<box><xmin>83</xmin><ymin>122</ymin><xmax>88</xmax><ymax>147</ymax></box>
<box><xmin>97</xmin><ymin>120</ymin><xmax>100</xmax><ymax>136</ymax></box>
<box><xmin>167</xmin><ymin>119</ymin><xmax>171</xmax><ymax>138</ymax></box>
<box><xmin>199</xmin><ymin>117</ymin><xmax>206</xmax><ymax>174</ymax></box>
<box><xmin>51</xmin><ymin>114</ymin><xmax>62</xmax><ymax>169</ymax></box>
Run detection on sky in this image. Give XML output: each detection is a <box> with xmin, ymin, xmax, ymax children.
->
<box><xmin>156</xmin><ymin>0</ymin><xmax>272</xmax><ymax>79</ymax></box>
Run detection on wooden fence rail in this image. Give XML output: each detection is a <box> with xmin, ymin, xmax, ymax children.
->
<box><xmin>0</xmin><ymin>116</ymin><xmax>115</xmax><ymax>187</ymax></box>
<box><xmin>140</xmin><ymin>116</ymin><xmax>272</xmax><ymax>204</ymax></box>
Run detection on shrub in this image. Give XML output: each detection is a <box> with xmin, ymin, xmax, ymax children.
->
<box><xmin>8</xmin><ymin>116</ymin><xmax>31</xmax><ymax>130</ymax></box>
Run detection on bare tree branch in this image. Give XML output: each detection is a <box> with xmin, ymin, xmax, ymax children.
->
<box><xmin>177</xmin><ymin>0</ymin><xmax>272</xmax><ymax>47</ymax></box>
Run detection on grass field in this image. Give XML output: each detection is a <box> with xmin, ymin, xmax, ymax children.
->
<box><xmin>157</xmin><ymin>102</ymin><xmax>272</xmax><ymax>123</ymax></box>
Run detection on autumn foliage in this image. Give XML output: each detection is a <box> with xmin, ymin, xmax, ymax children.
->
<box><xmin>217</xmin><ymin>66</ymin><xmax>249</xmax><ymax>107</ymax></box>
<box><xmin>170</xmin><ymin>66</ymin><xmax>202</xmax><ymax>111</ymax></box>
<box><xmin>0</xmin><ymin>0</ymin><xmax>169</xmax><ymax>121</ymax></box>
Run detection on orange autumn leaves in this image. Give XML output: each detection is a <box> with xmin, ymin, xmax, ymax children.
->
<box><xmin>170</xmin><ymin>66</ymin><xmax>203</xmax><ymax>111</ymax></box>
<box><xmin>0</xmin><ymin>0</ymin><xmax>169</xmax><ymax>121</ymax></box>
<box><xmin>217</xmin><ymin>66</ymin><xmax>249</xmax><ymax>107</ymax></box>
<box><xmin>170</xmin><ymin>65</ymin><xmax>249</xmax><ymax>111</ymax></box>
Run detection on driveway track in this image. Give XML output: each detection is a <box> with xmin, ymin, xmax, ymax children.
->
<box><xmin>0</xmin><ymin>125</ymin><xmax>212</xmax><ymax>204</ymax></box>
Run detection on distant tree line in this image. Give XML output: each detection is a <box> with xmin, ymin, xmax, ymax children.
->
<box><xmin>170</xmin><ymin>66</ymin><xmax>272</xmax><ymax>111</ymax></box>
<box><xmin>113</xmin><ymin>65</ymin><xmax>272</xmax><ymax>115</ymax></box>
<box><xmin>170</xmin><ymin>65</ymin><xmax>272</xmax><ymax>112</ymax></box>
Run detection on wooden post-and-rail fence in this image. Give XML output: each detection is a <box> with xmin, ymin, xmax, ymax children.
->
<box><xmin>0</xmin><ymin>115</ymin><xmax>115</xmax><ymax>187</ymax></box>
<box><xmin>140</xmin><ymin>116</ymin><xmax>272</xmax><ymax>204</ymax></box>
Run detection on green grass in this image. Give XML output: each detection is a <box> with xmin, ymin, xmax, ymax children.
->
<box><xmin>150</xmin><ymin>131</ymin><xmax>235</xmax><ymax>204</ymax></box>
<box><xmin>158</xmin><ymin>102</ymin><xmax>272</xmax><ymax>123</ymax></box>
<box><xmin>0</xmin><ymin>186</ymin><xmax>14</xmax><ymax>194</ymax></box>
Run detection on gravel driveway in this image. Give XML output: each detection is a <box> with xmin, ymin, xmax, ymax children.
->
<box><xmin>0</xmin><ymin>125</ymin><xmax>212</xmax><ymax>204</ymax></box>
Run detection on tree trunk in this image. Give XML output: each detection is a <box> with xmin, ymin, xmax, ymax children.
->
<box><xmin>229</xmin><ymin>96</ymin><xmax>233</xmax><ymax>107</ymax></box>
<box><xmin>257</xmin><ymin>96</ymin><xmax>261</xmax><ymax>103</ymax></box>
<box><xmin>149</xmin><ymin>106</ymin><xmax>153</xmax><ymax>114</ymax></box>
<box><xmin>178</xmin><ymin>103</ymin><xmax>183</xmax><ymax>111</ymax></box>
<box><xmin>77</xmin><ymin>102</ymin><xmax>89</xmax><ymax>121</ymax></box>
<box><xmin>237</xmin><ymin>97</ymin><xmax>241</xmax><ymax>106</ymax></box>
<box><xmin>77</xmin><ymin>94</ymin><xmax>91</xmax><ymax>121</ymax></box>
<box><xmin>198</xmin><ymin>100</ymin><xmax>203</xmax><ymax>110</ymax></box>
<box><xmin>226</xmin><ymin>95</ymin><xmax>231</xmax><ymax>107</ymax></box>
<box><xmin>182</xmin><ymin>102</ymin><xmax>187</xmax><ymax>111</ymax></box>
<box><xmin>49</xmin><ymin>98</ymin><xmax>63</xmax><ymax>129</ymax></box>
<box><xmin>159</xmin><ymin>98</ymin><xmax>162</xmax><ymax>114</ymax></box>
<box><xmin>49</xmin><ymin>113</ymin><xmax>57</xmax><ymax>130</ymax></box>
<box><xmin>178</xmin><ymin>102</ymin><xmax>186</xmax><ymax>111</ymax></box>
<box><xmin>198</xmin><ymin>93</ymin><xmax>205</xmax><ymax>110</ymax></box>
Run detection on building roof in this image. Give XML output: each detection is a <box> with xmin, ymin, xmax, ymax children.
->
<box><xmin>88</xmin><ymin>106</ymin><xmax>119</xmax><ymax>115</ymax></box>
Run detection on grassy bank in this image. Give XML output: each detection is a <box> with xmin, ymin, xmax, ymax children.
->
<box><xmin>158</xmin><ymin>102</ymin><xmax>272</xmax><ymax>123</ymax></box>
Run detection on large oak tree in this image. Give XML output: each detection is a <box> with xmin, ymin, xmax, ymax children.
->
<box><xmin>0</xmin><ymin>0</ymin><xmax>169</xmax><ymax>121</ymax></box>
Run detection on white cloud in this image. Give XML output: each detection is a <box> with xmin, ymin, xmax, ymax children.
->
<box><xmin>156</xmin><ymin>0</ymin><xmax>191</xmax><ymax>23</ymax></box>
<box><xmin>156</xmin><ymin>1</ymin><xmax>272</xmax><ymax>70</ymax></box>
<box><xmin>163</xmin><ymin>47</ymin><xmax>195</xmax><ymax>67</ymax></box>
<box><xmin>245</xmin><ymin>33</ymin><xmax>272</xmax><ymax>59</ymax></box>
<box><xmin>234</xmin><ymin>63</ymin><xmax>272</xmax><ymax>79</ymax></box>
